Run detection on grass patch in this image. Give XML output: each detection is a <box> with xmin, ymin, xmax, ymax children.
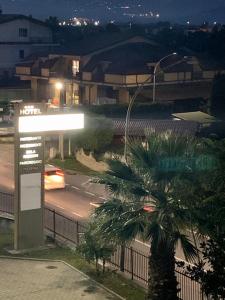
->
<box><xmin>0</xmin><ymin>221</ymin><xmax>146</xmax><ymax>300</ymax></box>
<box><xmin>48</xmin><ymin>158</ymin><xmax>98</xmax><ymax>176</ymax></box>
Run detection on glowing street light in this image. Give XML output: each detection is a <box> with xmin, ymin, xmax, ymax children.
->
<box><xmin>55</xmin><ymin>81</ymin><xmax>63</xmax><ymax>90</ymax></box>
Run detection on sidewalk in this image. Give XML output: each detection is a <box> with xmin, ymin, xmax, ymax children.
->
<box><xmin>0</xmin><ymin>257</ymin><xmax>123</xmax><ymax>300</ymax></box>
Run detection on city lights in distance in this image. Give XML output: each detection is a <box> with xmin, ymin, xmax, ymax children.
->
<box><xmin>19</xmin><ymin>114</ymin><xmax>84</xmax><ymax>133</ymax></box>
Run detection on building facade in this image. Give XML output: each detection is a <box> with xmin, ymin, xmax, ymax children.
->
<box><xmin>16</xmin><ymin>35</ymin><xmax>225</xmax><ymax>105</ymax></box>
<box><xmin>0</xmin><ymin>14</ymin><xmax>55</xmax><ymax>76</ymax></box>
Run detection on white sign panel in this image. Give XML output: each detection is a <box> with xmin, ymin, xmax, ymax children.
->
<box><xmin>19</xmin><ymin>114</ymin><xmax>84</xmax><ymax>133</ymax></box>
<box><xmin>20</xmin><ymin>173</ymin><xmax>41</xmax><ymax>211</ymax></box>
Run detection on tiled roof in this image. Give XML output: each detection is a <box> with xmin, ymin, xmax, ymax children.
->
<box><xmin>112</xmin><ymin>118</ymin><xmax>199</xmax><ymax>136</ymax></box>
<box><xmin>52</xmin><ymin>34</ymin><xmax>156</xmax><ymax>56</ymax></box>
<box><xmin>83</xmin><ymin>42</ymin><xmax>167</xmax><ymax>75</ymax></box>
<box><xmin>16</xmin><ymin>61</ymin><xmax>35</xmax><ymax>67</ymax></box>
<box><xmin>40</xmin><ymin>57</ymin><xmax>59</xmax><ymax>69</ymax></box>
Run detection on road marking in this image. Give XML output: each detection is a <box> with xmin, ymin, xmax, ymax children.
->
<box><xmin>82</xmin><ymin>179</ymin><xmax>92</xmax><ymax>186</ymax></box>
<box><xmin>90</xmin><ymin>202</ymin><xmax>101</xmax><ymax>208</ymax></box>
<box><xmin>56</xmin><ymin>205</ymin><xmax>65</xmax><ymax>210</ymax></box>
<box><xmin>65</xmin><ymin>183</ymin><xmax>69</xmax><ymax>186</ymax></box>
<box><xmin>85</xmin><ymin>191</ymin><xmax>95</xmax><ymax>196</ymax></box>
<box><xmin>71</xmin><ymin>186</ymin><xmax>80</xmax><ymax>190</ymax></box>
<box><xmin>99</xmin><ymin>196</ymin><xmax>107</xmax><ymax>201</ymax></box>
<box><xmin>135</xmin><ymin>239</ymin><xmax>150</xmax><ymax>247</ymax></box>
<box><xmin>72</xmin><ymin>212</ymin><xmax>83</xmax><ymax>218</ymax></box>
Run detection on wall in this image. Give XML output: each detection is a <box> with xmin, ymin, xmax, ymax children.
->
<box><xmin>202</xmin><ymin>70</ymin><xmax>217</xmax><ymax>79</ymax></box>
<box><xmin>16</xmin><ymin>66</ymin><xmax>31</xmax><ymax>75</ymax></box>
<box><xmin>0</xmin><ymin>19</ymin><xmax>52</xmax><ymax>73</ymax></box>
<box><xmin>76</xmin><ymin>149</ymin><xmax>108</xmax><ymax>172</ymax></box>
<box><xmin>41</xmin><ymin>68</ymin><xmax>50</xmax><ymax>77</ymax></box>
<box><xmin>118</xmin><ymin>88</ymin><xmax>130</xmax><ymax>103</ymax></box>
<box><xmin>0</xmin><ymin>44</ymin><xmax>31</xmax><ymax>70</ymax></box>
<box><xmin>105</xmin><ymin>74</ymin><xmax>125</xmax><ymax>84</ymax></box>
<box><xmin>82</xmin><ymin>72</ymin><xmax>92</xmax><ymax>81</ymax></box>
<box><xmin>0</xmin><ymin>19</ymin><xmax>52</xmax><ymax>43</ymax></box>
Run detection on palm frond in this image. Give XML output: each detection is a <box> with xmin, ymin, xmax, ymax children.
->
<box><xmin>175</xmin><ymin>233</ymin><xmax>198</xmax><ymax>262</ymax></box>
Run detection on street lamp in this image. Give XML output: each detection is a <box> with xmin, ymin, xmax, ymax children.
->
<box><xmin>152</xmin><ymin>52</ymin><xmax>177</xmax><ymax>103</ymax></box>
<box><xmin>55</xmin><ymin>81</ymin><xmax>65</xmax><ymax>160</ymax></box>
<box><xmin>55</xmin><ymin>81</ymin><xmax>63</xmax><ymax>91</ymax></box>
<box><xmin>124</xmin><ymin>53</ymin><xmax>187</xmax><ymax>161</ymax></box>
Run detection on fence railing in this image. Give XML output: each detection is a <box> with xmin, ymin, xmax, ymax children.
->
<box><xmin>0</xmin><ymin>191</ymin><xmax>206</xmax><ymax>300</ymax></box>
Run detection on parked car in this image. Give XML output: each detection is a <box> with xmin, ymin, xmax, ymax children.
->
<box><xmin>44</xmin><ymin>164</ymin><xmax>66</xmax><ymax>190</ymax></box>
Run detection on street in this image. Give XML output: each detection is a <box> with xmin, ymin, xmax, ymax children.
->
<box><xmin>0</xmin><ymin>143</ymin><xmax>107</xmax><ymax>221</ymax></box>
<box><xmin>0</xmin><ymin>143</ymin><xmax>191</xmax><ymax>263</ymax></box>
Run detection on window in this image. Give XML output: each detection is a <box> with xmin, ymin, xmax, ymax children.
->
<box><xmin>72</xmin><ymin>60</ymin><xmax>79</xmax><ymax>76</ymax></box>
<box><xmin>19</xmin><ymin>50</ymin><xmax>25</xmax><ymax>59</ymax></box>
<box><xmin>19</xmin><ymin>28</ymin><xmax>28</xmax><ymax>37</ymax></box>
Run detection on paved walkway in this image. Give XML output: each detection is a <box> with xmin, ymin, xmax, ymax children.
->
<box><xmin>0</xmin><ymin>258</ymin><xmax>122</xmax><ymax>300</ymax></box>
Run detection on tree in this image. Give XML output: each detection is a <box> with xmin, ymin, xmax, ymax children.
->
<box><xmin>72</xmin><ymin>116</ymin><xmax>114</xmax><ymax>155</ymax></box>
<box><xmin>45</xmin><ymin>16</ymin><xmax>59</xmax><ymax>29</ymax></box>
<box><xmin>92</xmin><ymin>132</ymin><xmax>200</xmax><ymax>300</ymax></box>
<box><xmin>186</xmin><ymin>237</ymin><xmax>225</xmax><ymax>299</ymax></box>
<box><xmin>105</xmin><ymin>23</ymin><xmax>120</xmax><ymax>33</ymax></box>
<box><xmin>180</xmin><ymin>138</ymin><xmax>225</xmax><ymax>299</ymax></box>
<box><xmin>210</xmin><ymin>73</ymin><xmax>225</xmax><ymax>118</ymax></box>
<box><xmin>78</xmin><ymin>223</ymin><xmax>115</xmax><ymax>273</ymax></box>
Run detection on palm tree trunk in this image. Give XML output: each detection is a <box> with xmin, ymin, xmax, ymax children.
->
<box><xmin>147</xmin><ymin>242</ymin><xmax>179</xmax><ymax>300</ymax></box>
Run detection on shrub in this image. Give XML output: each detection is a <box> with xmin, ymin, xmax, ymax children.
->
<box><xmin>72</xmin><ymin>116</ymin><xmax>114</xmax><ymax>154</ymax></box>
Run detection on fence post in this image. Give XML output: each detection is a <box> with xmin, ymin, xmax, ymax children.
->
<box><xmin>120</xmin><ymin>243</ymin><xmax>125</xmax><ymax>272</ymax></box>
<box><xmin>76</xmin><ymin>221</ymin><xmax>79</xmax><ymax>245</ymax></box>
<box><xmin>53</xmin><ymin>209</ymin><xmax>56</xmax><ymax>241</ymax></box>
<box><xmin>130</xmin><ymin>247</ymin><xmax>134</xmax><ymax>280</ymax></box>
<box><xmin>201</xmin><ymin>287</ymin><xmax>205</xmax><ymax>300</ymax></box>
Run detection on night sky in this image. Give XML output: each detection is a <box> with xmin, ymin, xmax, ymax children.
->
<box><xmin>1</xmin><ymin>0</ymin><xmax>225</xmax><ymax>23</ymax></box>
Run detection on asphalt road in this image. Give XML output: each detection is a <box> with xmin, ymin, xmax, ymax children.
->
<box><xmin>0</xmin><ymin>144</ymin><xmax>107</xmax><ymax>221</ymax></box>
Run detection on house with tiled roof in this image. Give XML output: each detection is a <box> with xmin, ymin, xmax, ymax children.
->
<box><xmin>0</xmin><ymin>12</ymin><xmax>57</xmax><ymax>76</ymax></box>
<box><xmin>15</xmin><ymin>32</ymin><xmax>225</xmax><ymax>106</ymax></box>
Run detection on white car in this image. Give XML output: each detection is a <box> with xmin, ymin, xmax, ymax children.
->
<box><xmin>44</xmin><ymin>164</ymin><xmax>66</xmax><ymax>190</ymax></box>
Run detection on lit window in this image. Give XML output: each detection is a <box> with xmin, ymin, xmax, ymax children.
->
<box><xmin>72</xmin><ymin>60</ymin><xmax>79</xmax><ymax>75</ymax></box>
<box><xmin>19</xmin><ymin>28</ymin><xmax>28</xmax><ymax>37</ymax></box>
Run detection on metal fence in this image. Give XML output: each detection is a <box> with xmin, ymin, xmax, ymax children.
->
<box><xmin>0</xmin><ymin>191</ymin><xmax>13</xmax><ymax>214</ymax></box>
<box><xmin>0</xmin><ymin>190</ymin><xmax>206</xmax><ymax>300</ymax></box>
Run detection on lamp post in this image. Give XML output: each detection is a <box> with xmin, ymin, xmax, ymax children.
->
<box><xmin>55</xmin><ymin>81</ymin><xmax>65</xmax><ymax>160</ymax></box>
<box><xmin>124</xmin><ymin>53</ymin><xmax>188</xmax><ymax>161</ymax></box>
<box><xmin>152</xmin><ymin>52</ymin><xmax>177</xmax><ymax>103</ymax></box>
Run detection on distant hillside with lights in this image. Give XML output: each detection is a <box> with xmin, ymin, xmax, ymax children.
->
<box><xmin>1</xmin><ymin>0</ymin><xmax>225</xmax><ymax>23</ymax></box>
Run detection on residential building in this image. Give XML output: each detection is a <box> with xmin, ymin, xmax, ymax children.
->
<box><xmin>16</xmin><ymin>33</ymin><xmax>225</xmax><ymax>105</ymax></box>
<box><xmin>0</xmin><ymin>13</ymin><xmax>56</xmax><ymax>77</ymax></box>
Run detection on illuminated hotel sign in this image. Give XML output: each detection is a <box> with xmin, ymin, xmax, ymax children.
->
<box><xmin>18</xmin><ymin>105</ymin><xmax>44</xmax><ymax>174</ymax></box>
<box><xmin>14</xmin><ymin>103</ymin><xmax>85</xmax><ymax>250</ymax></box>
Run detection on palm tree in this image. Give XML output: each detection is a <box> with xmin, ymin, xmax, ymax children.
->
<box><xmin>93</xmin><ymin>132</ymin><xmax>200</xmax><ymax>300</ymax></box>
